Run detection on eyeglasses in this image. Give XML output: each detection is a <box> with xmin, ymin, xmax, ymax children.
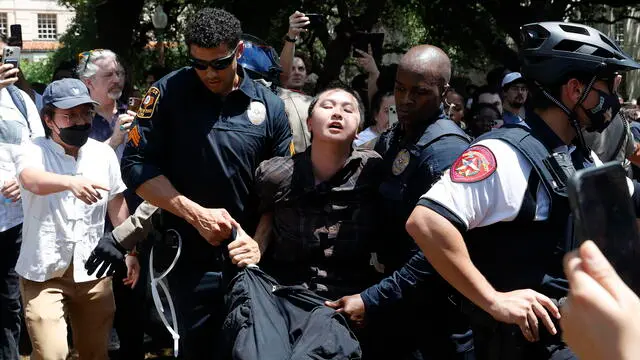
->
<box><xmin>150</xmin><ymin>229</ymin><xmax>182</xmax><ymax>358</ymax></box>
<box><xmin>77</xmin><ymin>49</ymin><xmax>105</xmax><ymax>74</ymax></box>
<box><xmin>509</xmin><ymin>85</ymin><xmax>528</xmax><ymax>92</ymax></box>
<box><xmin>55</xmin><ymin>109</ymin><xmax>96</xmax><ymax>123</ymax></box>
<box><xmin>189</xmin><ymin>44</ymin><xmax>239</xmax><ymax>71</ymax></box>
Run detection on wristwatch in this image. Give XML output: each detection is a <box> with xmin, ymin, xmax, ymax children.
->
<box><xmin>284</xmin><ymin>35</ymin><xmax>298</xmax><ymax>43</ymax></box>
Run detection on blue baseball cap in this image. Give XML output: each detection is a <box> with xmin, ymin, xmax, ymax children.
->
<box><xmin>43</xmin><ymin>78</ymin><xmax>99</xmax><ymax>109</ymax></box>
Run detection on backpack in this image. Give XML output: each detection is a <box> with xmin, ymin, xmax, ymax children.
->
<box><xmin>6</xmin><ymin>85</ymin><xmax>31</xmax><ymax>135</ymax></box>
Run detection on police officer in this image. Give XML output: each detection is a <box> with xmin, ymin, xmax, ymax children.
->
<box><xmin>237</xmin><ymin>33</ymin><xmax>312</xmax><ymax>153</ymax></box>
<box><xmin>406</xmin><ymin>22</ymin><xmax>640</xmax><ymax>360</ymax></box>
<box><xmin>120</xmin><ymin>8</ymin><xmax>292</xmax><ymax>358</ymax></box>
<box><xmin>327</xmin><ymin>45</ymin><xmax>474</xmax><ymax>359</ymax></box>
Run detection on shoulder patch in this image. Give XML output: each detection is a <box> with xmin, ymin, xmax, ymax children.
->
<box><xmin>137</xmin><ymin>87</ymin><xmax>160</xmax><ymax>119</ymax></box>
<box><xmin>289</xmin><ymin>140</ymin><xmax>296</xmax><ymax>155</ymax></box>
<box><xmin>450</xmin><ymin>145</ymin><xmax>497</xmax><ymax>183</ymax></box>
<box><xmin>128</xmin><ymin>123</ymin><xmax>141</xmax><ymax>147</ymax></box>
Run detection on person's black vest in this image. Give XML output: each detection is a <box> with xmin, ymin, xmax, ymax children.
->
<box><xmin>464</xmin><ymin>123</ymin><xmax>590</xmax><ymax>299</ymax></box>
<box><xmin>377</xmin><ymin>118</ymin><xmax>471</xmax><ymax>270</ymax></box>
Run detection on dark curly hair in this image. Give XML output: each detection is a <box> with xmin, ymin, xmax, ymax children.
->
<box><xmin>185</xmin><ymin>8</ymin><xmax>242</xmax><ymax>49</ymax></box>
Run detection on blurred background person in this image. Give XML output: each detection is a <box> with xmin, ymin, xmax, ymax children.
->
<box><xmin>355</xmin><ymin>90</ymin><xmax>394</xmax><ymax>147</ymax></box>
<box><xmin>466</xmin><ymin>103</ymin><xmax>500</xmax><ymax>139</ymax></box>
<box><xmin>444</xmin><ymin>89</ymin><xmax>466</xmax><ymax>128</ymax></box>
<box><xmin>501</xmin><ymin>72</ymin><xmax>528</xmax><ymax>126</ymax></box>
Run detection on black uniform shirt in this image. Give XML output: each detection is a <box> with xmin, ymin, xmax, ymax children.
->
<box><xmin>121</xmin><ymin>66</ymin><xmax>292</xmax><ymax>266</ymax></box>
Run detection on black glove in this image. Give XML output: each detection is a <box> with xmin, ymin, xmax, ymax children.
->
<box><xmin>85</xmin><ymin>232</ymin><xmax>127</xmax><ymax>278</ymax></box>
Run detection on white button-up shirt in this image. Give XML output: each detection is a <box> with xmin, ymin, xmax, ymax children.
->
<box><xmin>0</xmin><ymin>88</ymin><xmax>45</xmax><ymax>232</ymax></box>
<box><xmin>14</xmin><ymin>137</ymin><xmax>126</xmax><ymax>283</ymax></box>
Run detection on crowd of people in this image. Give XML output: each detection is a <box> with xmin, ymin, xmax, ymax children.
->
<box><xmin>3</xmin><ymin>6</ymin><xmax>640</xmax><ymax>360</ymax></box>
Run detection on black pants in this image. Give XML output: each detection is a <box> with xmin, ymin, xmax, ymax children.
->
<box><xmin>0</xmin><ymin>224</ymin><xmax>22</xmax><ymax>360</ymax></box>
<box><xmin>167</xmin><ymin>267</ymin><xmax>225</xmax><ymax>360</ymax></box>
<box><xmin>358</xmin><ymin>306</ymin><xmax>475</xmax><ymax>360</ymax></box>
<box><xmin>112</xmin><ymin>244</ymin><xmax>151</xmax><ymax>359</ymax></box>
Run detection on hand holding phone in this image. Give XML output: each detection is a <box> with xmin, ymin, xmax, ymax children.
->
<box><xmin>352</xmin><ymin>32</ymin><xmax>384</xmax><ymax>64</ymax></box>
<box><xmin>288</xmin><ymin>11</ymin><xmax>309</xmax><ymax>38</ymax></box>
<box><xmin>305</xmin><ymin>13</ymin><xmax>325</xmax><ymax>29</ymax></box>
<box><xmin>355</xmin><ymin>44</ymin><xmax>379</xmax><ymax>75</ymax></box>
<box><xmin>0</xmin><ymin>57</ymin><xmax>20</xmax><ymax>88</ymax></box>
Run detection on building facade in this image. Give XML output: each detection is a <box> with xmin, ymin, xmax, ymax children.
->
<box><xmin>592</xmin><ymin>7</ymin><xmax>640</xmax><ymax>102</ymax></box>
<box><xmin>0</xmin><ymin>0</ymin><xmax>74</xmax><ymax>61</ymax></box>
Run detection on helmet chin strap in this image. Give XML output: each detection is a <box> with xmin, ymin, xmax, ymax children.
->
<box><xmin>536</xmin><ymin>74</ymin><xmax>598</xmax><ymax>161</ymax></box>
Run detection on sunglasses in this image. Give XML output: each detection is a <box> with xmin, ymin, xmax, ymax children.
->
<box><xmin>189</xmin><ymin>44</ymin><xmax>239</xmax><ymax>71</ymax></box>
<box><xmin>77</xmin><ymin>49</ymin><xmax>105</xmax><ymax>74</ymax></box>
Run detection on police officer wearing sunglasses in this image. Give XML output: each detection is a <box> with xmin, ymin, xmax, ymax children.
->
<box><xmin>119</xmin><ymin>8</ymin><xmax>292</xmax><ymax>359</ymax></box>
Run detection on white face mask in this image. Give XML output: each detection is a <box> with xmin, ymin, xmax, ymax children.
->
<box><xmin>149</xmin><ymin>229</ymin><xmax>182</xmax><ymax>358</ymax></box>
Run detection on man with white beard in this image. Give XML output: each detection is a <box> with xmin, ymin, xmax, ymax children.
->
<box><xmin>77</xmin><ymin>49</ymin><xmax>142</xmax><ymax>358</ymax></box>
<box><xmin>77</xmin><ymin>49</ymin><xmax>135</xmax><ymax>158</ymax></box>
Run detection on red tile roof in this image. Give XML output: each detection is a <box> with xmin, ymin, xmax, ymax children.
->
<box><xmin>22</xmin><ymin>41</ymin><xmax>61</xmax><ymax>51</ymax></box>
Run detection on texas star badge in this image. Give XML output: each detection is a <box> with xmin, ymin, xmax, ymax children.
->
<box><xmin>450</xmin><ymin>145</ymin><xmax>497</xmax><ymax>183</ymax></box>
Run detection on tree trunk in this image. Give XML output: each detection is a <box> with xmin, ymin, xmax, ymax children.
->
<box><xmin>95</xmin><ymin>0</ymin><xmax>146</xmax><ymax>62</ymax></box>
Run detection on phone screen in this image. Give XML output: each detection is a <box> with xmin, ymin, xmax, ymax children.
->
<box><xmin>305</xmin><ymin>14</ymin><xmax>325</xmax><ymax>29</ymax></box>
<box><xmin>352</xmin><ymin>32</ymin><xmax>369</xmax><ymax>58</ymax></box>
<box><xmin>9</xmin><ymin>25</ymin><xmax>22</xmax><ymax>48</ymax></box>
<box><xmin>568</xmin><ymin>163</ymin><xmax>640</xmax><ymax>293</ymax></box>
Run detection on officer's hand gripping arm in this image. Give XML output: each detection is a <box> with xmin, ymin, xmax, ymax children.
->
<box><xmin>406</xmin><ymin>205</ymin><xmax>561</xmax><ymax>342</ymax></box>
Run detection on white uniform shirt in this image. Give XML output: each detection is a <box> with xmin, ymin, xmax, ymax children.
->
<box><xmin>420</xmin><ymin>138</ymin><xmax>623</xmax><ymax>231</ymax></box>
<box><xmin>0</xmin><ymin>87</ymin><xmax>45</xmax><ymax>232</ymax></box>
<box><xmin>14</xmin><ymin>137</ymin><xmax>126</xmax><ymax>282</ymax></box>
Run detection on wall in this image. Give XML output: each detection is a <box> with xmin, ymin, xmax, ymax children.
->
<box><xmin>0</xmin><ymin>0</ymin><xmax>74</xmax><ymax>61</ymax></box>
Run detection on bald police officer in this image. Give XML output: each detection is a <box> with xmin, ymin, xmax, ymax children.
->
<box><xmin>328</xmin><ymin>45</ymin><xmax>474</xmax><ymax>359</ymax></box>
<box><xmin>407</xmin><ymin>22</ymin><xmax>640</xmax><ymax>360</ymax></box>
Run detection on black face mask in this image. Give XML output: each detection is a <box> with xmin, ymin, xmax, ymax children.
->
<box><xmin>56</xmin><ymin>123</ymin><xmax>91</xmax><ymax>147</ymax></box>
<box><xmin>582</xmin><ymin>88</ymin><xmax>621</xmax><ymax>133</ymax></box>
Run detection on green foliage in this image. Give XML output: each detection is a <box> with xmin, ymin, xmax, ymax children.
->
<box><xmin>52</xmin><ymin>0</ymin><xmax>98</xmax><ymax>68</ymax></box>
<box><xmin>20</xmin><ymin>56</ymin><xmax>55</xmax><ymax>84</ymax></box>
<box><xmin>49</xmin><ymin>0</ymin><xmax>639</xmax><ymax>91</ymax></box>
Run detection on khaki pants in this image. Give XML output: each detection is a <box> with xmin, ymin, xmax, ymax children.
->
<box><xmin>19</xmin><ymin>264</ymin><xmax>115</xmax><ymax>360</ymax></box>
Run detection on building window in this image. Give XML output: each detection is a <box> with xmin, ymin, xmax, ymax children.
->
<box><xmin>615</xmin><ymin>21</ymin><xmax>625</xmax><ymax>47</ymax></box>
<box><xmin>0</xmin><ymin>13</ymin><xmax>7</xmax><ymax>36</ymax></box>
<box><xmin>37</xmin><ymin>14</ymin><xmax>57</xmax><ymax>40</ymax></box>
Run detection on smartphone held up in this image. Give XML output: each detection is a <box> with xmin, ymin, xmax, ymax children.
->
<box><xmin>568</xmin><ymin>163</ymin><xmax>640</xmax><ymax>294</ymax></box>
<box><xmin>2</xmin><ymin>24</ymin><xmax>22</xmax><ymax>70</ymax></box>
<box><xmin>2</xmin><ymin>47</ymin><xmax>21</xmax><ymax>69</ymax></box>
<box><xmin>352</xmin><ymin>32</ymin><xmax>384</xmax><ymax>64</ymax></box>
<box><xmin>304</xmin><ymin>13</ymin><xmax>325</xmax><ymax>29</ymax></box>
